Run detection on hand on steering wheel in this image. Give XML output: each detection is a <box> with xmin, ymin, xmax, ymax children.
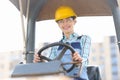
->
<box><xmin>37</xmin><ymin>42</ymin><xmax>79</xmax><ymax>73</ymax></box>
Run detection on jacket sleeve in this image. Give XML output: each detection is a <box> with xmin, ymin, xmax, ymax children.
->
<box><xmin>81</xmin><ymin>35</ymin><xmax>91</xmax><ymax>66</ymax></box>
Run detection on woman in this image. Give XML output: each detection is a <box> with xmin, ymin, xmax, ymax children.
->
<box><xmin>33</xmin><ymin>6</ymin><xmax>91</xmax><ymax>80</ymax></box>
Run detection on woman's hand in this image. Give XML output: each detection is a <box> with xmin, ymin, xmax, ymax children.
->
<box><xmin>33</xmin><ymin>53</ymin><xmax>41</xmax><ymax>63</ymax></box>
<box><xmin>72</xmin><ymin>52</ymin><xmax>82</xmax><ymax>63</ymax></box>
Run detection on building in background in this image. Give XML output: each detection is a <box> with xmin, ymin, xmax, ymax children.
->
<box><xmin>89</xmin><ymin>36</ymin><xmax>120</xmax><ymax>80</ymax></box>
<box><xmin>0</xmin><ymin>36</ymin><xmax>120</xmax><ymax>80</ymax></box>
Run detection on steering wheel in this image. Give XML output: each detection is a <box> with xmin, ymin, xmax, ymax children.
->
<box><xmin>37</xmin><ymin>42</ymin><xmax>76</xmax><ymax>73</ymax></box>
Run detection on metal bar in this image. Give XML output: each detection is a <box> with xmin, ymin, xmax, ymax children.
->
<box><xmin>108</xmin><ymin>0</ymin><xmax>120</xmax><ymax>52</ymax></box>
<box><xmin>19</xmin><ymin>0</ymin><xmax>26</xmax><ymax>51</ymax></box>
<box><xmin>26</xmin><ymin>0</ymin><xmax>48</xmax><ymax>63</ymax></box>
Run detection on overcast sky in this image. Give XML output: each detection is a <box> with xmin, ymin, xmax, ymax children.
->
<box><xmin>0</xmin><ymin>0</ymin><xmax>116</xmax><ymax>52</ymax></box>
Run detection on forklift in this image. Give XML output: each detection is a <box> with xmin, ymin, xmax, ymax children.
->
<box><xmin>9</xmin><ymin>0</ymin><xmax>120</xmax><ymax>80</ymax></box>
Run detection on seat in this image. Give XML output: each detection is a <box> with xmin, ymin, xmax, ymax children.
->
<box><xmin>87</xmin><ymin>66</ymin><xmax>102</xmax><ymax>80</ymax></box>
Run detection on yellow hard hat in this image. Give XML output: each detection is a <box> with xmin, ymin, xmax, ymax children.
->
<box><xmin>55</xmin><ymin>6</ymin><xmax>77</xmax><ymax>21</ymax></box>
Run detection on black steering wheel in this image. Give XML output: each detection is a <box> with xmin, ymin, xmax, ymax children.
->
<box><xmin>37</xmin><ymin>42</ymin><xmax>76</xmax><ymax>73</ymax></box>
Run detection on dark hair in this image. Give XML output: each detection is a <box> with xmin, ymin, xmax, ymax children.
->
<box><xmin>71</xmin><ymin>16</ymin><xmax>76</xmax><ymax>20</ymax></box>
<box><xmin>56</xmin><ymin>16</ymin><xmax>76</xmax><ymax>22</ymax></box>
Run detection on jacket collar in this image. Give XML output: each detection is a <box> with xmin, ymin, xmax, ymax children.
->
<box><xmin>62</xmin><ymin>32</ymin><xmax>79</xmax><ymax>41</ymax></box>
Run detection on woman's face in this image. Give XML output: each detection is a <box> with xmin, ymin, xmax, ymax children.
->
<box><xmin>57</xmin><ymin>17</ymin><xmax>76</xmax><ymax>34</ymax></box>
